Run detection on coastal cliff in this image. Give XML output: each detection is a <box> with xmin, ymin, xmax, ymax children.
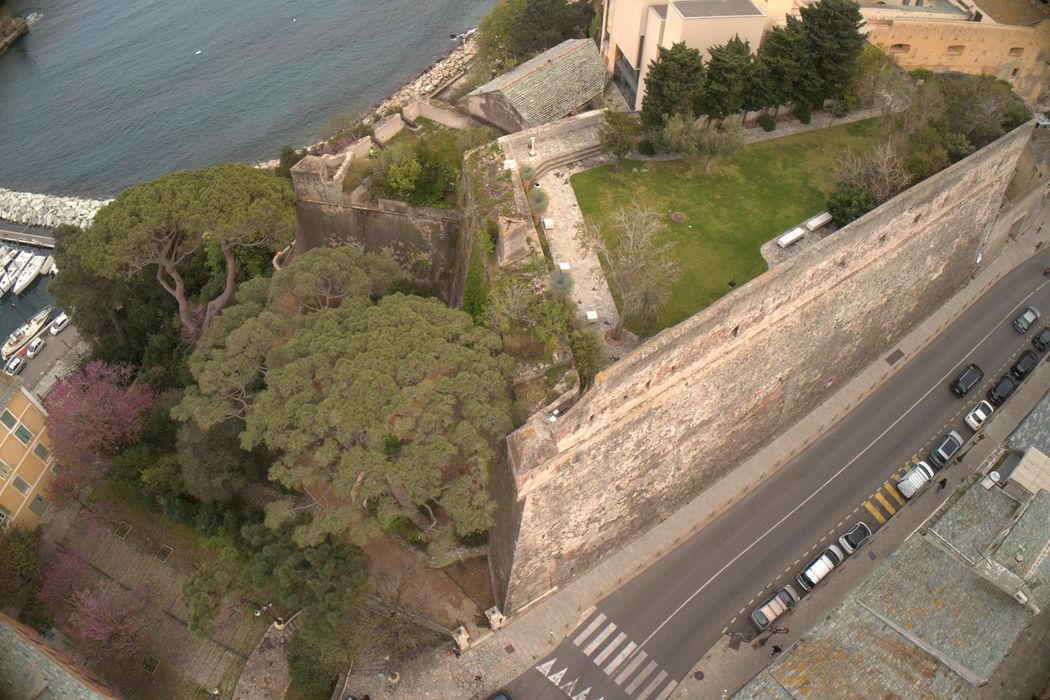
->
<box><xmin>0</xmin><ymin>2</ymin><xmax>27</xmax><ymax>56</ymax></box>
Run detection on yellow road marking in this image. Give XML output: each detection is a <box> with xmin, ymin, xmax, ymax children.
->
<box><xmin>864</xmin><ymin>501</ymin><xmax>887</xmax><ymax>524</ymax></box>
<box><xmin>885</xmin><ymin>481</ymin><xmax>905</xmax><ymax>505</ymax></box>
<box><xmin>893</xmin><ymin>472</ymin><xmax>903</xmax><ymax>482</ymax></box>
<box><xmin>874</xmin><ymin>491</ymin><xmax>897</xmax><ymax>515</ymax></box>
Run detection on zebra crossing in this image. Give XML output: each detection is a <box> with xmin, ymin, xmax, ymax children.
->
<box><xmin>534</xmin><ymin>611</ymin><xmax>677</xmax><ymax>700</ymax></box>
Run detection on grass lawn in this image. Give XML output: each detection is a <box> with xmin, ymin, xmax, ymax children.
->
<box><xmin>570</xmin><ymin>118</ymin><xmax>886</xmax><ymax>335</ymax></box>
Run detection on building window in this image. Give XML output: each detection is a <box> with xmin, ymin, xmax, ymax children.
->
<box><xmin>0</xmin><ymin>506</ymin><xmax>10</xmax><ymax>527</ymax></box>
<box><xmin>888</xmin><ymin>44</ymin><xmax>910</xmax><ymax>53</ymax></box>
<box><xmin>1011</xmin><ymin>68</ymin><xmax>1020</xmax><ymax>78</ymax></box>
<box><xmin>12</xmin><ymin>476</ymin><xmax>29</xmax><ymax>494</ymax></box>
<box><xmin>33</xmin><ymin>443</ymin><xmax>51</xmax><ymax>462</ymax></box>
<box><xmin>0</xmin><ymin>461</ymin><xmax>9</xmax><ymax>481</ymax></box>
<box><xmin>29</xmin><ymin>495</ymin><xmax>48</xmax><ymax>516</ymax></box>
<box><xmin>1008</xmin><ymin>47</ymin><xmax>1024</xmax><ymax>57</ymax></box>
<box><xmin>946</xmin><ymin>45</ymin><xmax>965</xmax><ymax>56</ymax></box>
<box><xmin>0</xmin><ymin>409</ymin><xmax>15</xmax><ymax>430</ymax></box>
<box><xmin>14</xmin><ymin>425</ymin><xmax>33</xmax><ymax>444</ymax></box>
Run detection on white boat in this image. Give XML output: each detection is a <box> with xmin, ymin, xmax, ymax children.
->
<box><xmin>0</xmin><ymin>247</ymin><xmax>13</xmax><ymax>267</ymax></box>
<box><xmin>1</xmin><ymin>306</ymin><xmax>52</xmax><ymax>360</ymax></box>
<box><xmin>40</xmin><ymin>256</ymin><xmax>54</xmax><ymax>276</ymax></box>
<box><xmin>0</xmin><ymin>251</ymin><xmax>32</xmax><ymax>295</ymax></box>
<box><xmin>13</xmin><ymin>254</ymin><xmax>45</xmax><ymax>295</ymax></box>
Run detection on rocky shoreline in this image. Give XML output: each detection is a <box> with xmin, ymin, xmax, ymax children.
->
<box><xmin>0</xmin><ymin>188</ymin><xmax>109</xmax><ymax>229</ymax></box>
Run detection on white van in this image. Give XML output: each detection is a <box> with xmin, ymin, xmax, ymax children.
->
<box><xmin>897</xmin><ymin>461</ymin><xmax>935</xmax><ymax>500</ymax></box>
<box><xmin>796</xmin><ymin>544</ymin><xmax>845</xmax><ymax>591</ymax></box>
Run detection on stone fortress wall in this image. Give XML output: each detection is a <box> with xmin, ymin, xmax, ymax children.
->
<box><xmin>490</xmin><ymin>122</ymin><xmax>1036</xmax><ymax>613</ymax></box>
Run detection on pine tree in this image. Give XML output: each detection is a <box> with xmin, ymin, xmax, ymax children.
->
<box><xmin>799</xmin><ymin>0</ymin><xmax>866</xmax><ymax>102</ymax></box>
<box><xmin>641</xmin><ymin>42</ymin><xmax>706</xmax><ymax>129</ymax></box>
<box><xmin>703</xmin><ymin>36</ymin><xmax>754</xmax><ymax>120</ymax></box>
<box><xmin>757</xmin><ymin>18</ymin><xmax>820</xmax><ymax>111</ymax></box>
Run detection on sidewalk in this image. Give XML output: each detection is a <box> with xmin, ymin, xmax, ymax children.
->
<box><xmin>340</xmin><ymin>191</ymin><xmax>1047</xmax><ymax>700</ymax></box>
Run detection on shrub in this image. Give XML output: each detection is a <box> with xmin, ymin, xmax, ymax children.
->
<box><xmin>757</xmin><ymin>113</ymin><xmax>776</xmax><ymax>132</ymax></box>
<box><xmin>828</xmin><ymin>182</ymin><xmax>875</xmax><ymax>226</ymax></box>
<box><xmin>795</xmin><ymin>102</ymin><xmax>811</xmax><ymax>124</ymax></box>
<box><xmin>831</xmin><ymin>100</ymin><xmax>851</xmax><ymax>118</ymax></box>
<box><xmin>570</xmin><ymin>331</ymin><xmax>605</xmax><ymax>389</ymax></box>
<box><xmin>638</xmin><ymin>139</ymin><xmax>657</xmax><ymax>156</ymax></box>
<box><xmin>463</xmin><ymin>252</ymin><xmax>489</xmax><ymax>323</ymax></box>
<box><xmin>528</xmin><ymin>187</ymin><xmax>549</xmax><ymax>215</ymax></box>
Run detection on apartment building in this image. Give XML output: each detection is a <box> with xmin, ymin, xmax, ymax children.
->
<box><xmin>0</xmin><ymin>375</ymin><xmax>55</xmax><ymax>529</ymax></box>
<box><xmin>601</xmin><ymin>0</ymin><xmax>1050</xmax><ymax>111</ymax></box>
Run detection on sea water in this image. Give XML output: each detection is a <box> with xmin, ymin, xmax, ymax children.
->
<box><xmin>0</xmin><ymin>0</ymin><xmax>493</xmax><ymax>197</ymax></box>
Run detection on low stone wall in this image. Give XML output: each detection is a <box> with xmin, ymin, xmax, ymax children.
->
<box><xmin>0</xmin><ymin>188</ymin><xmax>109</xmax><ymax>229</ymax></box>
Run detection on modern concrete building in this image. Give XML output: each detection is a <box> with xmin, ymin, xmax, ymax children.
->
<box><xmin>603</xmin><ymin>0</ymin><xmax>767</xmax><ymax>109</ymax></box>
<box><xmin>0</xmin><ymin>375</ymin><xmax>55</xmax><ymax>529</ymax></box>
<box><xmin>601</xmin><ymin>0</ymin><xmax>1050</xmax><ymax>112</ymax></box>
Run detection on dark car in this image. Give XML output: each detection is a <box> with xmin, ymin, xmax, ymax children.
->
<box><xmin>929</xmin><ymin>430</ymin><xmax>964</xmax><ymax>469</ymax></box>
<box><xmin>1012</xmin><ymin>350</ymin><xmax>1039</xmax><ymax>380</ymax></box>
<box><xmin>949</xmin><ymin>363</ymin><xmax>984</xmax><ymax>397</ymax></box>
<box><xmin>837</xmin><ymin>522</ymin><xmax>872</xmax><ymax>555</ymax></box>
<box><xmin>988</xmin><ymin>374</ymin><xmax>1019</xmax><ymax>406</ymax></box>
<box><xmin>1033</xmin><ymin>327</ymin><xmax>1050</xmax><ymax>352</ymax></box>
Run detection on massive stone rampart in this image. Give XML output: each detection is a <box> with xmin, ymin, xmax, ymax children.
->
<box><xmin>490</xmin><ymin>122</ymin><xmax>1035</xmax><ymax>612</ymax></box>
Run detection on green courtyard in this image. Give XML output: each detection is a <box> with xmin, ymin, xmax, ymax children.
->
<box><xmin>570</xmin><ymin>118</ymin><xmax>886</xmax><ymax>335</ymax></box>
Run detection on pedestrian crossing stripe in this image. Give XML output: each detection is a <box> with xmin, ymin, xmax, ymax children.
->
<box><xmin>873</xmin><ymin>491</ymin><xmax>896</xmax><ymax>515</ymax></box>
<box><xmin>885</xmin><ymin>481</ymin><xmax>905</xmax><ymax>505</ymax></box>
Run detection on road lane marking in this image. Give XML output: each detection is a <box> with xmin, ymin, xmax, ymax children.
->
<box><xmin>592</xmin><ymin>632</ymin><xmax>626</xmax><ymax>665</ymax></box>
<box><xmin>604</xmin><ymin>641</ymin><xmax>637</xmax><ymax>674</ymax></box>
<box><xmin>637</xmin><ymin>670</ymin><xmax>669</xmax><ymax>700</ymax></box>
<box><xmin>874</xmin><ymin>491</ymin><xmax>896</xmax><ymax>515</ymax></box>
<box><xmin>625</xmin><ymin>660</ymin><xmax>658</xmax><ymax>694</ymax></box>
<box><xmin>583</xmin><ymin>622</ymin><xmax>617</xmax><ymax>655</ymax></box>
<box><xmin>864</xmin><ymin>501</ymin><xmax>887</xmax><ymax>524</ymax></box>
<box><xmin>614</xmin><ymin>651</ymin><xmax>648</xmax><ymax>685</ymax></box>
<box><xmin>630</xmin><ymin>280</ymin><xmax>1050</xmax><ymax>655</ymax></box>
<box><xmin>886</xmin><ymin>482</ymin><xmax>905</xmax><ymax>505</ymax></box>
<box><xmin>573</xmin><ymin>613</ymin><xmax>607</xmax><ymax>646</ymax></box>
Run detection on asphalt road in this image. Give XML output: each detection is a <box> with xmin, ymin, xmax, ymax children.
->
<box><xmin>505</xmin><ymin>249</ymin><xmax>1050</xmax><ymax>700</ymax></box>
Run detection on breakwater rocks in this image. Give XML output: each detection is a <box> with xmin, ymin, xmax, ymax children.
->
<box><xmin>0</xmin><ymin>189</ymin><xmax>110</xmax><ymax>229</ymax></box>
<box><xmin>372</xmin><ymin>36</ymin><xmax>479</xmax><ymax>116</ymax></box>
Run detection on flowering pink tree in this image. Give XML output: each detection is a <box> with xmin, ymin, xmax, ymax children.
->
<box><xmin>44</xmin><ymin>362</ymin><xmax>156</xmax><ymax>496</ymax></box>
<box><xmin>39</xmin><ymin>550</ymin><xmax>91</xmax><ymax>616</ymax></box>
<box><xmin>67</xmin><ymin>582</ymin><xmax>152</xmax><ymax>662</ymax></box>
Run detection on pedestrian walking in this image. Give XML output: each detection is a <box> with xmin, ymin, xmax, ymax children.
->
<box><xmin>453</xmin><ymin>646</ymin><xmax>462</xmax><ymax>659</ymax></box>
<box><xmin>936</xmin><ymin>478</ymin><xmax>948</xmax><ymax>491</ymax></box>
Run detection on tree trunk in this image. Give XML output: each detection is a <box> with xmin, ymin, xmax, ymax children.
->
<box><xmin>155</xmin><ymin>263</ymin><xmax>198</xmax><ymax>339</ymax></box>
<box><xmin>202</xmin><ymin>240</ymin><xmax>239</xmax><ymax>332</ymax></box>
<box><xmin>614</xmin><ymin>157</ymin><xmax>622</xmax><ymax>172</ymax></box>
<box><xmin>611</xmin><ymin>314</ymin><xmax>625</xmax><ymax>342</ymax></box>
<box><xmin>104</xmin><ymin>306</ymin><xmax>127</xmax><ymax>346</ymax></box>
<box><xmin>385</xmin><ymin>477</ymin><xmax>431</xmax><ymax>532</ymax></box>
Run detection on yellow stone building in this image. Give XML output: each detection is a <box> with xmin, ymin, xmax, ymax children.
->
<box><xmin>601</xmin><ymin>0</ymin><xmax>1050</xmax><ymax>111</ymax></box>
<box><xmin>0</xmin><ymin>376</ymin><xmax>55</xmax><ymax>529</ymax></box>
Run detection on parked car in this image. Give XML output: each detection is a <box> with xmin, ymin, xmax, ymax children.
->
<box><xmin>897</xmin><ymin>461</ymin><xmax>935</xmax><ymax>500</ymax></box>
<box><xmin>49</xmin><ymin>312</ymin><xmax>69</xmax><ymax>335</ymax></box>
<box><xmin>837</xmin><ymin>522</ymin><xmax>872</xmax><ymax>555</ymax></box>
<box><xmin>750</xmin><ymin>585</ymin><xmax>800</xmax><ymax>630</ymax></box>
<box><xmin>988</xmin><ymin>374</ymin><xmax>1019</xmax><ymax>406</ymax></box>
<box><xmin>1011</xmin><ymin>350</ymin><xmax>1039</xmax><ymax>380</ymax></box>
<box><xmin>25</xmin><ymin>337</ymin><xmax>45</xmax><ymax>359</ymax></box>
<box><xmin>929</xmin><ymin>430</ymin><xmax>964</xmax><ymax>469</ymax></box>
<box><xmin>1033</xmin><ymin>327</ymin><xmax>1050</xmax><ymax>352</ymax></box>
<box><xmin>1012</xmin><ymin>306</ymin><xmax>1040</xmax><ymax>334</ymax></box>
<box><xmin>796</xmin><ymin>544</ymin><xmax>845</xmax><ymax>591</ymax></box>
<box><xmin>4</xmin><ymin>356</ymin><xmax>24</xmax><ymax>375</ymax></box>
<box><xmin>949</xmin><ymin>363</ymin><xmax>984</xmax><ymax>397</ymax></box>
<box><xmin>965</xmin><ymin>400</ymin><xmax>994</xmax><ymax>432</ymax></box>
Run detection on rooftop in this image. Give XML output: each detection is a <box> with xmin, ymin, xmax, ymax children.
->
<box><xmin>972</xmin><ymin>0</ymin><xmax>1049</xmax><ymax>25</ymax></box>
<box><xmin>651</xmin><ymin>5</ymin><xmax>668</xmax><ymax>18</ymax></box>
<box><xmin>672</xmin><ymin>0</ymin><xmax>763</xmax><ymax>18</ymax></box>
<box><xmin>1009</xmin><ymin>390</ymin><xmax>1050</xmax><ymax>456</ymax></box>
<box><xmin>928</xmin><ymin>481</ymin><xmax>1020</xmax><ymax>563</ymax></box>
<box><xmin>992</xmin><ymin>489</ymin><xmax>1050</xmax><ymax>606</ymax></box>
<box><xmin>858</xmin><ymin>0</ymin><xmax>969</xmax><ymax>16</ymax></box>
<box><xmin>468</xmin><ymin>39</ymin><xmax>607</xmax><ymax>128</ymax></box>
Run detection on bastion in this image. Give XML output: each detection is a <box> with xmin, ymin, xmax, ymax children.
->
<box><xmin>489</xmin><ymin>121</ymin><xmax>1037</xmax><ymax>613</ymax></box>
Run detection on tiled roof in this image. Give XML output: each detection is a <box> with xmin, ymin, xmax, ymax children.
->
<box><xmin>1007</xmin><ymin>390</ymin><xmax>1050</xmax><ymax>455</ymax></box>
<box><xmin>672</xmin><ymin>0</ymin><xmax>763</xmax><ymax>18</ymax></box>
<box><xmin>469</xmin><ymin>39</ymin><xmax>607</xmax><ymax>128</ymax></box>
<box><xmin>929</xmin><ymin>481</ymin><xmax>1019</xmax><ymax>563</ymax></box>
<box><xmin>992</xmin><ymin>489</ymin><xmax>1050</xmax><ymax>606</ymax></box>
